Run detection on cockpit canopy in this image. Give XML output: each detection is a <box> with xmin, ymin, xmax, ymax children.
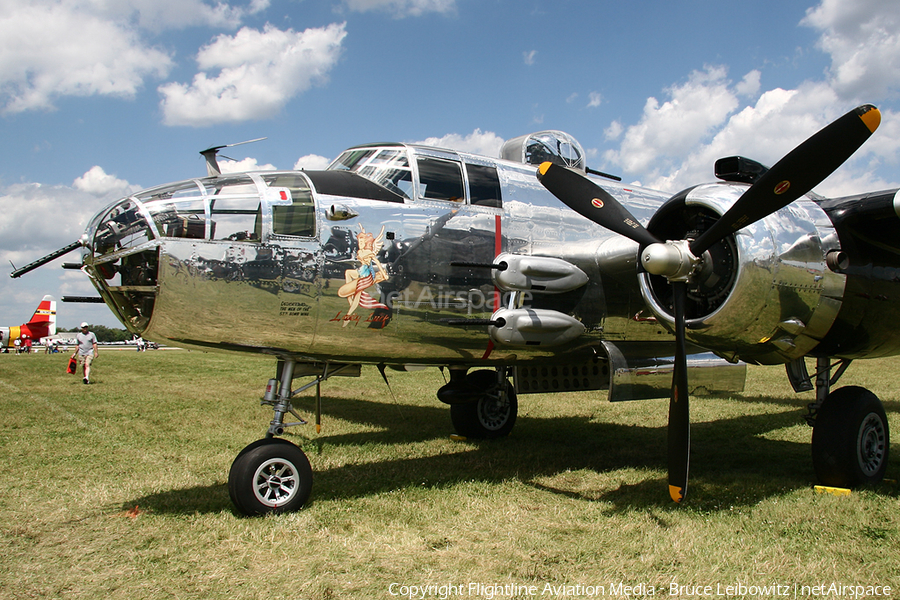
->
<box><xmin>328</xmin><ymin>145</ymin><xmax>415</xmax><ymax>199</ymax></box>
<box><xmin>500</xmin><ymin>130</ymin><xmax>586</xmax><ymax>171</ymax></box>
<box><xmin>327</xmin><ymin>144</ymin><xmax>502</xmax><ymax>207</ymax></box>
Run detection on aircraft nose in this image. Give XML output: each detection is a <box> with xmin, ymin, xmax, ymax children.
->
<box><xmin>84</xmin><ymin>198</ymin><xmax>159</xmax><ymax>333</ymax></box>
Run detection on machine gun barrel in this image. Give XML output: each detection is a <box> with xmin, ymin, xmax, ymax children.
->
<box><xmin>10</xmin><ymin>240</ymin><xmax>83</xmax><ymax>279</ymax></box>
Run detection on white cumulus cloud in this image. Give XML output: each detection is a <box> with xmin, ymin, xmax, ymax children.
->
<box><xmin>294</xmin><ymin>155</ymin><xmax>333</xmax><ymax>170</ymax></box>
<box><xmin>603</xmin><ymin>65</ymin><xmax>740</xmax><ymax>181</ymax></box>
<box><xmin>0</xmin><ymin>182</ymin><xmax>105</xmax><ymax>257</ymax></box>
<box><xmin>604</xmin><ymin>121</ymin><xmax>624</xmax><ymax>141</ymax></box>
<box><xmin>0</xmin><ymin>1</ymin><xmax>173</xmax><ymax>113</ymax></box>
<box><xmin>601</xmin><ymin>0</ymin><xmax>900</xmax><ymax>195</ymax></box>
<box><xmin>413</xmin><ymin>129</ymin><xmax>506</xmax><ymax>157</ymax></box>
<box><xmin>73</xmin><ymin>166</ymin><xmax>137</xmax><ymax>197</ymax></box>
<box><xmin>79</xmin><ymin>0</ymin><xmax>270</xmax><ymax>31</ymax></box>
<box><xmin>735</xmin><ymin>70</ymin><xmax>762</xmax><ymax>98</ymax></box>
<box><xmin>159</xmin><ymin>22</ymin><xmax>348</xmax><ymax>127</ymax></box>
<box><xmin>218</xmin><ymin>157</ymin><xmax>277</xmax><ymax>173</ymax></box>
<box><xmin>802</xmin><ymin>0</ymin><xmax>900</xmax><ymax>101</ymax></box>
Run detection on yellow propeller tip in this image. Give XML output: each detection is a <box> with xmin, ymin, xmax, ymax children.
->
<box><xmin>669</xmin><ymin>485</ymin><xmax>685</xmax><ymax>503</ymax></box>
<box><xmin>859</xmin><ymin>105</ymin><xmax>881</xmax><ymax>134</ymax></box>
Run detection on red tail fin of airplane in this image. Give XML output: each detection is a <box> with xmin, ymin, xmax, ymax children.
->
<box><xmin>2</xmin><ymin>295</ymin><xmax>57</xmax><ymax>348</ymax></box>
<box><xmin>27</xmin><ymin>295</ymin><xmax>57</xmax><ymax>336</ymax></box>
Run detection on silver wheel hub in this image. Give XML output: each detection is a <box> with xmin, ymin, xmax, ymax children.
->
<box><xmin>857</xmin><ymin>413</ymin><xmax>887</xmax><ymax>476</ymax></box>
<box><xmin>478</xmin><ymin>392</ymin><xmax>510</xmax><ymax>431</ymax></box>
<box><xmin>253</xmin><ymin>457</ymin><xmax>299</xmax><ymax>507</ymax></box>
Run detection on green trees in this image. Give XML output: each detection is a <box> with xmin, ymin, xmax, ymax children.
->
<box><xmin>59</xmin><ymin>325</ymin><xmax>130</xmax><ymax>343</ymax></box>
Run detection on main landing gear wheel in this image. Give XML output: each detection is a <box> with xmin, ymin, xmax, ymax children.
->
<box><xmin>450</xmin><ymin>370</ymin><xmax>517</xmax><ymax>439</ymax></box>
<box><xmin>228</xmin><ymin>438</ymin><xmax>313</xmax><ymax>516</ymax></box>
<box><xmin>811</xmin><ymin>386</ymin><xmax>890</xmax><ymax>488</ymax></box>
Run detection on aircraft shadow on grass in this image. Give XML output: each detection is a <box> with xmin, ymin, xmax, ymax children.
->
<box><xmin>124</xmin><ymin>394</ymin><xmax>900</xmax><ymax>516</ymax></box>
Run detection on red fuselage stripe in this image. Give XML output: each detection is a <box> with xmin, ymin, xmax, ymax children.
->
<box><xmin>481</xmin><ymin>215</ymin><xmax>503</xmax><ymax>360</ymax></box>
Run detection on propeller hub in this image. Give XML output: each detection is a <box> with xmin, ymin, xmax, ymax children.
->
<box><xmin>641</xmin><ymin>240</ymin><xmax>700</xmax><ymax>281</ymax></box>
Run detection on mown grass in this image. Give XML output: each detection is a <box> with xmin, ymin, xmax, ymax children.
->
<box><xmin>1</xmin><ymin>350</ymin><xmax>898</xmax><ymax>599</ymax></box>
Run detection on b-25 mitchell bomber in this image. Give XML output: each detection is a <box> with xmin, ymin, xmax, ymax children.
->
<box><xmin>13</xmin><ymin>105</ymin><xmax>894</xmax><ymax>514</ymax></box>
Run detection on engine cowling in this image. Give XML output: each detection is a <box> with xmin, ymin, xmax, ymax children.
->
<box><xmin>638</xmin><ymin>183</ymin><xmax>846</xmax><ymax>365</ymax></box>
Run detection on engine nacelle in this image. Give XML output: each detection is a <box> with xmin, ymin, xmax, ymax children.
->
<box><xmin>638</xmin><ymin>183</ymin><xmax>846</xmax><ymax>365</ymax></box>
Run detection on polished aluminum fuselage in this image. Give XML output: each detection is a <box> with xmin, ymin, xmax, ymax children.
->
<box><xmin>82</xmin><ymin>155</ymin><xmax>667</xmax><ymax>365</ymax></box>
<box><xmin>79</xmin><ymin>142</ymin><xmax>900</xmax><ymax>370</ymax></box>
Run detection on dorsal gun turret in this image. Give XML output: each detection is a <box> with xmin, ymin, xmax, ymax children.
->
<box><xmin>500</xmin><ymin>130</ymin><xmax>586</xmax><ymax>171</ymax></box>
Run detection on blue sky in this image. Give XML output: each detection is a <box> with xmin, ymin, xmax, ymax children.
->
<box><xmin>2</xmin><ymin>0</ymin><xmax>900</xmax><ymax>328</ymax></box>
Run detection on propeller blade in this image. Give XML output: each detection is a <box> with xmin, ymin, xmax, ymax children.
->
<box><xmin>537</xmin><ymin>162</ymin><xmax>661</xmax><ymax>247</ymax></box>
<box><xmin>668</xmin><ymin>281</ymin><xmax>690</xmax><ymax>503</ymax></box>
<box><xmin>690</xmin><ymin>104</ymin><xmax>881</xmax><ymax>256</ymax></box>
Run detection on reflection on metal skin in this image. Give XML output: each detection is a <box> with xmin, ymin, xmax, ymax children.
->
<box><xmin>491</xmin><ymin>252</ymin><xmax>588</xmax><ymax>293</ymax></box>
<box><xmin>638</xmin><ymin>184</ymin><xmax>846</xmax><ymax>364</ymax></box>
<box><xmin>489</xmin><ymin>308</ymin><xmax>585</xmax><ymax>347</ymax></box>
<box><xmin>76</xmin><ymin>142</ymin><xmax>742</xmax><ymax>385</ymax></box>
<box><xmin>602</xmin><ymin>341</ymin><xmax>747</xmax><ymax>402</ymax></box>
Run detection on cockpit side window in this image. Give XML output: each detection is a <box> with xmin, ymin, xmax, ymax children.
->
<box><xmin>207</xmin><ymin>176</ymin><xmax>262</xmax><ymax>242</ymax></box>
<box><xmin>264</xmin><ymin>174</ymin><xmax>316</xmax><ymax>237</ymax></box>
<box><xmin>466</xmin><ymin>163</ymin><xmax>502</xmax><ymax>208</ymax></box>
<box><xmin>159</xmin><ymin>200</ymin><xmax>207</xmax><ymax>239</ymax></box>
<box><xmin>358</xmin><ymin>150</ymin><xmax>413</xmax><ymax>199</ymax></box>
<box><xmin>331</xmin><ymin>149</ymin><xmax>375</xmax><ymax>171</ymax></box>
<box><xmin>329</xmin><ymin>148</ymin><xmax>413</xmax><ymax>200</ymax></box>
<box><xmin>210</xmin><ymin>197</ymin><xmax>262</xmax><ymax>242</ymax></box>
<box><xmin>417</xmin><ymin>157</ymin><xmax>465</xmax><ymax>202</ymax></box>
<box><xmin>138</xmin><ymin>181</ymin><xmax>208</xmax><ymax>240</ymax></box>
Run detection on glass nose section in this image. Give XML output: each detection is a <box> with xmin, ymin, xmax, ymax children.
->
<box><xmin>88</xmin><ymin>198</ymin><xmax>159</xmax><ymax>333</ymax></box>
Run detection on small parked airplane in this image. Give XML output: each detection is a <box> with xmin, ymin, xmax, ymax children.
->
<box><xmin>0</xmin><ymin>295</ymin><xmax>57</xmax><ymax>351</ymax></box>
<box><xmin>11</xmin><ymin>104</ymin><xmax>893</xmax><ymax>515</ymax></box>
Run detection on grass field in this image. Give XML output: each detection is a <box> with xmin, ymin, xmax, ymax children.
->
<box><xmin>1</xmin><ymin>350</ymin><xmax>898</xmax><ymax>599</ymax></box>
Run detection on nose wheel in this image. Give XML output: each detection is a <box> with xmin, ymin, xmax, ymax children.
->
<box><xmin>228</xmin><ymin>438</ymin><xmax>313</xmax><ymax>516</ymax></box>
<box><xmin>228</xmin><ymin>360</ymin><xmax>362</xmax><ymax>515</ymax></box>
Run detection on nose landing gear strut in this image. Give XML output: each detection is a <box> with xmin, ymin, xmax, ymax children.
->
<box><xmin>228</xmin><ymin>359</ymin><xmax>356</xmax><ymax>515</ymax></box>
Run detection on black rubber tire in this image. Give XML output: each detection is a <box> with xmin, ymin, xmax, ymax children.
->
<box><xmin>227</xmin><ymin>437</ymin><xmax>297</xmax><ymax>508</ymax></box>
<box><xmin>811</xmin><ymin>386</ymin><xmax>889</xmax><ymax>488</ymax></box>
<box><xmin>228</xmin><ymin>438</ymin><xmax>313</xmax><ymax>516</ymax></box>
<box><xmin>450</xmin><ymin>370</ymin><xmax>517</xmax><ymax>439</ymax></box>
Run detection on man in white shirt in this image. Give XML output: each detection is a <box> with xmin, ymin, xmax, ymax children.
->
<box><xmin>74</xmin><ymin>322</ymin><xmax>99</xmax><ymax>384</ymax></box>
